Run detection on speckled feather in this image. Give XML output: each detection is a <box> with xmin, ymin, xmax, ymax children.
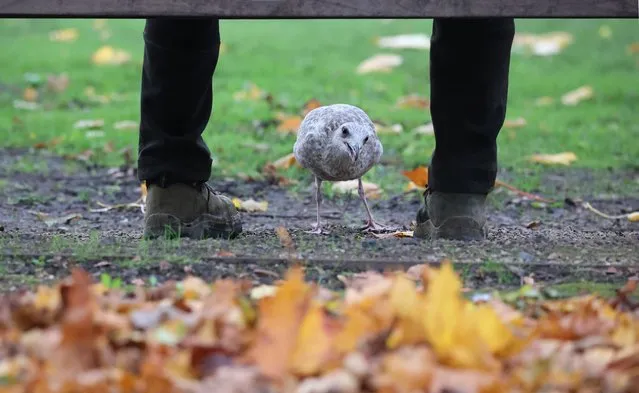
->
<box><xmin>293</xmin><ymin>104</ymin><xmax>383</xmax><ymax>182</ymax></box>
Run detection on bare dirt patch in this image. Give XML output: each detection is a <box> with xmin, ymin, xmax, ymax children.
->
<box><xmin>1</xmin><ymin>148</ymin><xmax>637</xmax><ymax>292</ymax></box>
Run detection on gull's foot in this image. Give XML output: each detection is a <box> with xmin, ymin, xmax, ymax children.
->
<box><xmin>360</xmin><ymin>220</ymin><xmax>396</xmax><ymax>233</ymax></box>
<box><xmin>306</xmin><ymin>223</ymin><xmax>329</xmax><ymax>235</ymax></box>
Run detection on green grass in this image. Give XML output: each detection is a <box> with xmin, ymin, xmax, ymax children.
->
<box><xmin>1</xmin><ymin>18</ymin><xmax>637</xmax><ymax>194</ymax></box>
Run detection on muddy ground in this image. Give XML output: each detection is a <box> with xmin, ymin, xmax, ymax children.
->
<box><xmin>1</xmin><ymin>148</ymin><xmax>638</xmax><ymax>293</ymax></box>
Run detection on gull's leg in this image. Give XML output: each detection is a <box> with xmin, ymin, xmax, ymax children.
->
<box><xmin>307</xmin><ymin>176</ymin><xmax>326</xmax><ymax>234</ymax></box>
<box><xmin>358</xmin><ymin>178</ymin><xmax>391</xmax><ymax>232</ymax></box>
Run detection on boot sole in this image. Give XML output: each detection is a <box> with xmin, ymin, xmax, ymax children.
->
<box><xmin>414</xmin><ymin>217</ymin><xmax>486</xmax><ymax>241</ymax></box>
<box><xmin>143</xmin><ymin>213</ymin><xmax>243</xmax><ymax>240</ymax></box>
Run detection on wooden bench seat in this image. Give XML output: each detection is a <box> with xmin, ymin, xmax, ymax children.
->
<box><xmin>0</xmin><ymin>0</ymin><xmax>636</xmax><ymax>18</ymax></box>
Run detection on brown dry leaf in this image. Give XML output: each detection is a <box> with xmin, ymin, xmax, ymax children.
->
<box><xmin>414</xmin><ymin>122</ymin><xmax>435</xmax><ymax>135</ymax></box>
<box><xmin>529</xmin><ymin>152</ymin><xmax>578</xmax><ymax>166</ymax></box>
<box><xmin>275</xmin><ymin>226</ymin><xmax>296</xmax><ymax>254</ymax></box>
<box><xmin>272</xmin><ymin>152</ymin><xmax>297</xmax><ymax>170</ymax></box>
<box><xmin>231</xmin><ymin>198</ymin><xmax>268</xmax><ymax>213</ymax></box>
<box><xmin>376</xmin><ymin>33</ymin><xmax>431</xmax><ymax>50</ymax></box>
<box><xmin>627</xmin><ymin>42</ymin><xmax>639</xmax><ymax>55</ymax></box>
<box><xmin>513</xmin><ymin>31</ymin><xmax>573</xmax><ymax>56</ymax></box>
<box><xmin>395</xmin><ymin>94</ymin><xmax>430</xmax><ymax>109</ymax></box>
<box><xmin>276</xmin><ymin>115</ymin><xmax>303</xmax><ymax>134</ymax></box>
<box><xmin>47</xmin><ymin>73</ymin><xmax>70</xmax><ymax>93</ymax></box>
<box><xmin>504</xmin><ymin>117</ymin><xmax>527</xmax><ymax>129</ymax></box>
<box><xmin>49</xmin><ymin>28</ymin><xmax>78</xmax><ymax>42</ymax></box>
<box><xmin>331</xmin><ymin>180</ymin><xmax>381</xmax><ymax>199</ymax></box>
<box><xmin>561</xmin><ymin>85</ymin><xmax>594</xmax><ymax>106</ymax></box>
<box><xmin>33</xmin><ymin>136</ymin><xmax>64</xmax><ymax>150</ymax></box>
<box><xmin>91</xmin><ymin>45</ymin><xmax>131</xmax><ymax>65</ymax></box>
<box><xmin>233</xmin><ymin>82</ymin><xmax>265</xmax><ymax>102</ymax></box>
<box><xmin>356</xmin><ymin>54</ymin><xmax>403</xmax><ymax>74</ymax></box>
<box><xmin>23</xmin><ymin>87</ymin><xmax>38</xmax><ymax>102</ymax></box>
<box><xmin>402</xmin><ymin>166</ymin><xmax>429</xmax><ymax>188</ymax></box>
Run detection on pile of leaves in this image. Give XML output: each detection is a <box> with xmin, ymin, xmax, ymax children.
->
<box><xmin>1</xmin><ymin>262</ymin><xmax>639</xmax><ymax>393</ymax></box>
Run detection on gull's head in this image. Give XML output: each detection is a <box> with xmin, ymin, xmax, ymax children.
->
<box><xmin>332</xmin><ymin>122</ymin><xmax>372</xmax><ymax>163</ymax></box>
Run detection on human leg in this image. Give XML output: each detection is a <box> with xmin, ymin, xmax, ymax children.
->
<box><xmin>415</xmin><ymin>17</ymin><xmax>515</xmax><ymax>240</ymax></box>
<box><xmin>138</xmin><ymin>18</ymin><xmax>242</xmax><ymax>239</ymax></box>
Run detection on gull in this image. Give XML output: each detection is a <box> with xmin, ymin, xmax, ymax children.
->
<box><xmin>293</xmin><ymin>103</ymin><xmax>388</xmax><ymax>234</ymax></box>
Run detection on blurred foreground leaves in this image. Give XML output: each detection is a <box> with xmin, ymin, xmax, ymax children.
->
<box><xmin>1</xmin><ymin>262</ymin><xmax>639</xmax><ymax>392</ymax></box>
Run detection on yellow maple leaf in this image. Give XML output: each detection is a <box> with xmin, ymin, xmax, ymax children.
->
<box><xmin>49</xmin><ymin>28</ymin><xmax>78</xmax><ymax>42</ymax></box>
<box><xmin>529</xmin><ymin>152</ymin><xmax>577</xmax><ymax>166</ymax></box>
<box><xmin>290</xmin><ymin>302</ymin><xmax>341</xmax><ymax>376</ymax></box>
<box><xmin>91</xmin><ymin>45</ymin><xmax>131</xmax><ymax>65</ymax></box>
<box><xmin>247</xmin><ymin>267</ymin><xmax>313</xmax><ymax>381</ymax></box>
<box><xmin>387</xmin><ymin>275</ymin><xmax>425</xmax><ymax>348</ymax></box>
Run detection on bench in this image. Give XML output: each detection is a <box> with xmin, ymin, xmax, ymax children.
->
<box><xmin>0</xmin><ymin>0</ymin><xmax>636</xmax><ymax>18</ymax></box>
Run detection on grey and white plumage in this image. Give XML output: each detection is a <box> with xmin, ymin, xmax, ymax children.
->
<box><xmin>293</xmin><ymin>103</ymin><xmax>388</xmax><ymax>234</ymax></box>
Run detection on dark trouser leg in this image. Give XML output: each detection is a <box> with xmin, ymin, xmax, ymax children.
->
<box><xmin>137</xmin><ymin>18</ymin><xmax>220</xmax><ymax>184</ymax></box>
<box><xmin>428</xmin><ymin>18</ymin><xmax>515</xmax><ymax>194</ymax></box>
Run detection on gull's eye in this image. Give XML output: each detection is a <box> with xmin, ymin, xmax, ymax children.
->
<box><xmin>341</xmin><ymin>127</ymin><xmax>349</xmax><ymax>136</ymax></box>
<box><xmin>363</xmin><ymin>136</ymin><xmax>369</xmax><ymax>144</ymax></box>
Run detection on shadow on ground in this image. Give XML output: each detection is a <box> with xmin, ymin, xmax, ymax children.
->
<box><xmin>1</xmin><ymin>148</ymin><xmax>638</xmax><ymax>293</ymax></box>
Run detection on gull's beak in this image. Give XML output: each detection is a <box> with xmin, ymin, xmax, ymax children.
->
<box><xmin>345</xmin><ymin>142</ymin><xmax>360</xmax><ymax>162</ymax></box>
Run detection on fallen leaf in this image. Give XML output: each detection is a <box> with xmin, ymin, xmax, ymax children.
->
<box><xmin>503</xmin><ymin>117</ymin><xmax>527</xmax><ymax>129</ymax></box>
<box><xmin>371</xmin><ymin>231</ymin><xmax>414</xmax><ymax>239</ymax></box>
<box><xmin>37</xmin><ymin>213</ymin><xmax>82</xmax><ymax>227</ymax></box>
<box><xmin>535</xmin><ymin>96</ymin><xmax>555</xmax><ymax>106</ymax></box>
<box><xmin>73</xmin><ymin>119</ymin><xmax>104</xmax><ymax>130</ymax></box>
<box><xmin>23</xmin><ymin>87</ymin><xmax>38</xmax><ymax>102</ymax></box>
<box><xmin>404</xmin><ymin>181</ymin><xmax>425</xmax><ymax>192</ymax></box>
<box><xmin>114</xmin><ymin>120</ymin><xmax>138</xmax><ymax>131</ymax></box>
<box><xmin>13</xmin><ymin>100</ymin><xmax>39</xmax><ymax>110</ymax></box>
<box><xmin>276</xmin><ymin>115</ymin><xmax>302</xmax><ymax>134</ymax></box>
<box><xmin>91</xmin><ymin>45</ymin><xmax>131</xmax><ymax>65</ymax></box>
<box><xmin>33</xmin><ymin>136</ymin><xmax>64</xmax><ymax>150</ymax></box>
<box><xmin>232</xmin><ymin>198</ymin><xmax>268</xmax><ymax>212</ymax></box>
<box><xmin>46</xmin><ymin>73</ymin><xmax>70</xmax><ymax>93</ymax></box>
<box><xmin>49</xmin><ymin>28</ymin><xmax>78</xmax><ymax>42</ymax></box>
<box><xmin>302</xmin><ymin>98</ymin><xmax>323</xmax><ymax>116</ymax></box>
<box><xmin>247</xmin><ymin>266</ymin><xmax>313</xmax><ymax>380</ymax></box>
<box><xmin>525</xmin><ymin>220</ymin><xmax>541</xmax><ymax>229</ymax></box>
<box><xmin>413</xmin><ymin>123</ymin><xmax>434</xmax><ymax>135</ymax></box>
<box><xmin>395</xmin><ymin>94</ymin><xmax>430</xmax><ymax>109</ymax></box>
<box><xmin>402</xmin><ymin>166</ymin><xmax>428</xmax><ymax>188</ymax></box>
<box><xmin>85</xmin><ymin>130</ymin><xmax>105</xmax><ymax>139</ymax></box>
<box><xmin>332</xmin><ymin>180</ymin><xmax>381</xmax><ymax>199</ymax></box>
<box><xmin>356</xmin><ymin>54</ymin><xmax>403</xmax><ymax>74</ymax></box>
<box><xmin>561</xmin><ymin>85</ymin><xmax>594</xmax><ymax>106</ymax></box>
<box><xmin>272</xmin><ymin>152</ymin><xmax>297</xmax><ymax>170</ymax></box>
<box><xmin>627</xmin><ymin>42</ymin><xmax>639</xmax><ymax>55</ymax></box>
<box><xmin>529</xmin><ymin>152</ymin><xmax>578</xmax><ymax>166</ymax></box>
<box><xmin>598</xmin><ymin>25</ymin><xmax>612</xmax><ymax>39</ymax></box>
<box><xmin>233</xmin><ymin>82</ymin><xmax>265</xmax><ymax>102</ymax></box>
<box><xmin>513</xmin><ymin>31</ymin><xmax>573</xmax><ymax>56</ymax></box>
<box><xmin>374</xmin><ymin>122</ymin><xmax>403</xmax><ymax>134</ymax></box>
<box><xmin>628</xmin><ymin>212</ymin><xmax>639</xmax><ymax>222</ymax></box>
<box><xmin>376</xmin><ymin>33</ymin><xmax>430</xmax><ymax>50</ymax></box>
